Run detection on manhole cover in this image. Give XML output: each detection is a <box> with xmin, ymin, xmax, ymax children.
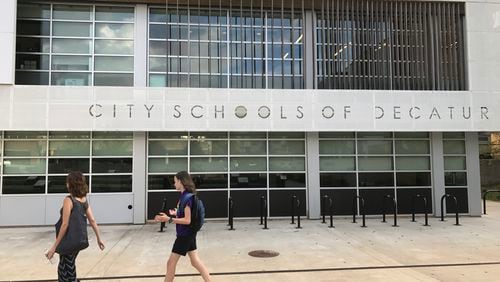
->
<box><xmin>248</xmin><ymin>250</ymin><xmax>280</xmax><ymax>258</ymax></box>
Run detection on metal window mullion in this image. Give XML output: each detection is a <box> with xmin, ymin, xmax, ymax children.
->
<box><xmin>417</xmin><ymin>2</ymin><xmax>424</xmax><ymax>90</ymax></box>
<box><xmin>457</xmin><ymin>4</ymin><xmax>465</xmax><ymax>90</ymax></box>
<box><xmin>264</xmin><ymin>7</ymin><xmax>268</xmax><ymax>89</ymax></box>
<box><xmin>250</xmin><ymin>0</ymin><xmax>255</xmax><ymax>88</ymax></box>
<box><xmin>404</xmin><ymin>1</ymin><xmax>410</xmax><ymax>90</ymax></box>
<box><xmin>165</xmin><ymin>4</ymin><xmax>169</xmax><ymax>87</ymax></box>
<box><xmin>228</xmin><ymin>2</ymin><xmax>233</xmax><ymax>88</ymax></box>
<box><xmin>435</xmin><ymin>3</ymin><xmax>442</xmax><ymax>90</ymax></box>
<box><xmin>240</xmin><ymin>0</ymin><xmax>244</xmax><ymax>88</ymax></box>
<box><xmin>290</xmin><ymin>0</ymin><xmax>295</xmax><ymax>89</ymax></box>
<box><xmin>198</xmin><ymin>0</ymin><xmax>202</xmax><ymax>87</ymax></box>
<box><xmin>384</xmin><ymin>1</ymin><xmax>391</xmax><ymax>90</ymax></box>
<box><xmin>410</xmin><ymin>1</ymin><xmax>416</xmax><ymax>90</ymax></box>
<box><xmin>261</xmin><ymin>0</ymin><xmax>265</xmax><ymax>88</ymax></box>
<box><xmin>445</xmin><ymin>2</ymin><xmax>452</xmax><ymax>91</ymax></box>
<box><xmin>341</xmin><ymin>0</ymin><xmax>347</xmax><ymax>89</ymax></box>
<box><xmin>373</xmin><ymin>0</ymin><xmax>379</xmax><ymax>90</ymax></box>
<box><xmin>319</xmin><ymin>0</ymin><xmax>325</xmax><ymax>88</ymax></box>
<box><xmin>450</xmin><ymin>3</ymin><xmax>459</xmax><ymax>91</ymax></box>
<box><xmin>0</xmin><ymin>131</ymin><xmax>3</xmax><ymax>195</ymax></box>
<box><xmin>368</xmin><ymin>0</ymin><xmax>374</xmax><ymax>90</ymax></box>
<box><xmin>356</xmin><ymin>0</ymin><xmax>362</xmax><ymax>89</ymax></box>
<box><xmin>280</xmin><ymin>0</ymin><xmax>284</xmax><ymax>89</ymax></box>
<box><xmin>324</xmin><ymin>0</ymin><xmax>331</xmax><ymax>89</ymax></box>
<box><xmin>348</xmin><ymin>0</ymin><xmax>354</xmax><ymax>89</ymax></box>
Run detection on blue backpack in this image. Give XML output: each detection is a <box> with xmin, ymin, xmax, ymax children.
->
<box><xmin>181</xmin><ymin>193</ymin><xmax>205</xmax><ymax>232</ymax></box>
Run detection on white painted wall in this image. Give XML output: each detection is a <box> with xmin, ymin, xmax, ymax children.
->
<box><xmin>0</xmin><ymin>0</ymin><xmax>16</xmax><ymax>84</ymax></box>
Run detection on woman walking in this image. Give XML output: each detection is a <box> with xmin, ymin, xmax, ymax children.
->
<box><xmin>155</xmin><ymin>171</ymin><xmax>211</xmax><ymax>282</ymax></box>
<box><xmin>46</xmin><ymin>171</ymin><xmax>105</xmax><ymax>282</ymax></box>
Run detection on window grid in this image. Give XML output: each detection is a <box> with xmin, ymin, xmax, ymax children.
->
<box><xmin>0</xmin><ymin>131</ymin><xmax>133</xmax><ymax>195</ymax></box>
<box><xmin>15</xmin><ymin>2</ymin><xmax>135</xmax><ymax>86</ymax></box>
<box><xmin>147</xmin><ymin>4</ymin><xmax>304</xmax><ymax>89</ymax></box>
<box><xmin>319</xmin><ymin>132</ymin><xmax>432</xmax><ymax>192</ymax></box>
<box><xmin>315</xmin><ymin>0</ymin><xmax>465</xmax><ymax>90</ymax></box>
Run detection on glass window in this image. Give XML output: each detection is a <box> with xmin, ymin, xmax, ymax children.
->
<box><xmin>92</xmin><ymin>158</ymin><xmax>132</xmax><ymax>173</ymax></box>
<box><xmin>149</xmin><ymin>74</ymin><xmax>166</xmax><ymax>87</ymax></box>
<box><xmin>16</xmin><ymin>54</ymin><xmax>49</xmax><ymax>70</ymax></box>
<box><xmin>95</xmin><ymin>56</ymin><xmax>133</xmax><ymax>71</ymax></box>
<box><xmin>319</xmin><ymin>132</ymin><xmax>355</xmax><ymax>139</ymax></box>
<box><xmin>94</xmin><ymin>73</ymin><xmax>133</xmax><ymax>86</ymax></box>
<box><xmin>92</xmin><ymin>140</ymin><xmax>132</xmax><ymax>156</ymax></box>
<box><xmin>91</xmin><ymin>175</ymin><xmax>132</xmax><ymax>193</ymax></box>
<box><xmin>230</xmin><ymin>140</ymin><xmax>266</xmax><ymax>155</ymax></box>
<box><xmin>230</xmin><ymin>173</ymin><xmax>267</xmax><ymax>188</ymax></box>
<box><xmin>52</xmin><ymin>56</ymin><xmax>91</xmax><ymax>71</ymax></box>
<box><xmin>190</xmin><ymin>157</ymin><xmax>228</xmax><ymax>172</ymax></box>
<box><xmin>443</xmin><ymin>141</ymin><xmax>466</xmax><ymax>154</ymax></box>
<box><xmin>52</xmin><ymin>73</ymin><xmax>90</xmax><ymax>86</ymax></box>
<box><xmin>150</xmin><ymin>8</ymin><xmax>167</xmax><ymax>23</ymax></box>
<box><xmin>5</xmin><ymin>132</ymin><xmax>47</xmax><ymax>139</ymax></box>
<box><xmin>394</xmin><ymin>132</ymin><xmax>429</xmax><ymax>138</ymax></box>
<box><xmin>269</xmin><ymin>173</ymin><xmax>305</xmax><ymax>187</ymax></box>
<box><xmin>93</xmin><ymin>132</ymin><xmax>133</xmax><ymax>139</ymax></box>
<box><xmin>96</xmin><ymin>6</ymin><xmax>134</xmax><ymax>22</ymax></box>
<box><xmin>358</xmin><ymin>140</ymin><xmax>392</xmax><ymax>154</ymax></box>
<box><xmin>192</xmin><ymin>174</ymin><xmax>228</xmax><ymax>189</ymax></box>
<box><xmin>319</xmin><ymin>140</ymin><xmax>355</xmax><ymax>154</ymax></box>
<box><xmin>395</xmin><ymin>140</ymin><xmax>430</xmax><ymax>154</ymax></box>
<box><xmin>148</xmin><ymin>158</ymin><xmax>188</xmax><ymax>173</ymax></box>
<box><xmin>320</xmin><ymin>173</ymin><xmax>356</xmax><ymax>187</ymax></box>
<box><xmin>53</xmin><ymin>22</ymin><xmax>92</xmax><ymax>37</ymax></box>
<box><xmin>16</xmin><ymin>37</ymin><xmax>50</xmax><ymax>53</ymax></box>
<box><xmin>53</xmin><ymin>5</ymin><xmax>92</xmax><ymax>21</ymax></box>
<box><xmin>357</xmin><ymin>132</ymin><xmax>393</xmax><ymax>139</ymax></box>
<box><xmin>358</xmin><ymin>157</ymin><xmax>393</xmax><ymax>171</ymax></box>
<box><xmin>49</xmin><ymin>141</ymin><xmax>90</xmax><ymax>156</ymax></box>
<box><xmin>49</xmin><ymin>132</ymin><xmax>91</xmax><ymax>139</ymax></box>
<box><xmin>443</xmin><ymin>132</ymin><xmax>465</xmax><ymax>139</ymax></box>
<box><xmin>445</xmin><ymin>172</ymin><xmax>467</xmax><ymax>186</ymax></box>
<box><xmin>396</xmin><ymin>172</ymin><xmax>432</xmax><ymax>186</ymax></box>
<box><xmin>148</xmin><ymin>175</ymin><xmax>175</xmax><ymax>190</ymax></box>
<box><xmin>149</xmin><ymin>140</ymin><xmax>187</xmax><ymax>155</ymax></box>
<box><xmin>320</xmin><ymin>156</ymin><xmax>355</xmax><ymax>171</ymax></box>
<box><xmin>15</xmin><ymin>72</ymin><xmax>49</xmax><ymax>85</ymax></box>
<box><xmin>95</xmin><ymin>40</ymin><xmax>133</xmax><ymax>55</ymax></box>
<box><xmin>95</xmin><ymin>23</ymin><xmax>134</xmax><ymax>38</ymax></box>
<box><xmin>269</xmin><ymin>140</ymin><xmax>305</xmax><ymax>155</ymax></box>
<box><xmin>269</xmin><ymin>157</ymin><xmax>305</xmax><ymax>171</ymax></box>
<box><xmin>4</xmin><ymin>141</ymin><xmax>46</xmax><ymax>156</ymax></box>
<box><xmin>17</xmin><ymin>20</ymin><xmax>50</xmax><ymax>36</ymax></box>
<box><xmin>396</xmin><ymin>157</ymin><xmax>430</xmax><ymax>170</ymax></box>
<box><xmin>2</xmin><ymin>176</ymin><xmax>46</xmax><ymax>194</ymax></box>
<box><xmin>48</xmin><ymin>176</ymin><xmax>70</xmax><ymax>193</ymax></box>
<box><xmin>190</xmin><ymin>140</ymin><xmax>228</xmax><ymax>155</ymax></box>
<box><xmin>3</xmin><ymin>159</ymin><xmax>46</xmax><ymax>174</ymax></box>
<box><xmin>358</xmin><ymin>172</ymin><xmax>394</xmax><ymax>187</ymax></box>
<box><xmin>444</xmin><ymin>156</ymin><xmax>467</xmax><ymax>170</ymax></box>
<box><xmin>48</xmin><ymin>158</ymin><xmax>90</xmax><ymax>174</ymax></box>
<box><xmin>17</xmin><ymin>3</ymin><xmax>50</xmax><ymax>19</ymax></box>
<box><xmin>52</xmin><ymin>39</ymin><xmax>91</xmax><ymax>54</ymax></box>
<box><xmin>230</xmin><ymin>157</ymin><xmax>266</xmax><ymax>171</ymax></box>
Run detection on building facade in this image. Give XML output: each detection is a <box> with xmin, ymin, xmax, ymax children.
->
<box><xmin>0</xmin><ymin>0</ymin><xmax>498</xmax><ymax>225</ymax></box>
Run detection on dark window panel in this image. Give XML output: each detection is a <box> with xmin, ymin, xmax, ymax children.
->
<box><xmin>2</xmin><ymin>176</ymin><xmax>45</xmax><ymax>194</ymax></box>
<box><xmin>320</xmin><ymin>173</ymin><xmax>357</xmax><ymax>187</ymax></box>
<box><xmin>269</xmin><ymin>190</ymin><xmax>306</xmax><ymax>217</ymax></box>
<box><xmin>230</xmin><ymin>173</ymin><xmax>267</xmax><ymax>188</ymax></box>
<box><xmin>48</xmin><ymin>158</ymin><xmax>90</xmax><ymax>174</ymax></box>
<box><xmin>396</xmin><ymin>172</ymin><xmax>431</xmax><ymax>186</ymax></box>
<box><xmin>320</xmin><ymin>189</ymin><xmax>358</xmax><ymax>215</ymax></box>
<box><xmin>269</xmin><ymin>173</ymin><xmax>305</xmax><ymax>188</ymax></box>
<box><xmin>358</xmin><ymin>172</ymin><xmax>394</xmax><ymax>187</ymax></box>
<box><xmin>91</xmin><ymin>175</ymin><xmax>132</xmax><ymax>193</ymax></box>
<box><xmin>92</xmin><ymin>158</ymin><xmax>132</xmax><ymax>173</ymax></box>
<box><xmin>445</xmin><ymin>172</ymin><xmax>467</xmax><ymax>186</ymax></box>
<box><xmin>192</xmin><ymin>174</ymin><xmax>228</xmax><ymax>189</ymax></box>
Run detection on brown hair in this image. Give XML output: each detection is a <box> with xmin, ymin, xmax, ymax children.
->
<box><xmin>175</xmin><ymin>171</ymin><xmax>197</xmax><ymax>194</ymax></box>
<box><xmin>66</xmin><ymin>171</ymin><xmax>88</xmax><ymax>198</ymax></box>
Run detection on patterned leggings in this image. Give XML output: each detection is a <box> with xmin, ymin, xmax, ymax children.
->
<box><xmin>58</xmin><ymin>252</ymin><xmax>79</xmax><ymax>282</ymax></box>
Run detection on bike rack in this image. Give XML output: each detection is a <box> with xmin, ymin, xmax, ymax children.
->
<box><xmin>483</xmin><ymin>190</ymin><xmax>500</xmax><ymax>215</ymax></box>
<box><xmin>291</xmin><ymin>195</ymin><xmax>297</xmax><ymax>224</ymax></box>
<box><xmin>158</xmin><ymin>197</ymin><xmax>167</xmax><ymax>232</ymax></box>
<box><xmin>440</xmin><ymin>194</ymin><xmax>460</xmax><ymax>226</ymax></box>
<box><xmin>411</xmin><ymin>194</ymin><xmax>429</xmax><ymax>226</ymax></box>
<box><xmin>352</xmin><ymin>195</ymin><xmax>367</xmax><ymax>227</ymax></box>
<box><xmin>328</xmin><ymin>196</ymin><xmax>334</xmax><ymax>228</ymax></box>
<box><xmin>322</xmin><ymin>195</ymin><xmax>329</xmax><ymax>224</ymax></box>
<box><xmin>228</xmin><ymin>197</ymin><xmax>234</xmax><ymax>230</ymax></box>
<box><xmin>381</xmin><ymin>195</ymin><xmax>398</xmax><ymax>227</ymax></box>
<box><xmin>295</xmin><ymin>197</ymin><xmax>302</xmax><ymax>229</ymax></box>
<box><xmin>259</xmin><ymin>196</ymin><xmax>268</xmax><ymax>230</ymax></box>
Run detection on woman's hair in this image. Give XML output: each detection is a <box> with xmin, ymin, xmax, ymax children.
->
<box><xmin>175</xmin><ymin>171</ymin><xmax>197</xmax><ymax>194</ymax></box>
<box><xmin>66</xmin><ymin>171</ymin><xmax>88</xmax><ymax>198</ymax></box>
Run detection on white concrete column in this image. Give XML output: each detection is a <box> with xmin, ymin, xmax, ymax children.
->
<box><xmin>307</xmin><ymin>132</ymin><xmax>320</xmax><ymax>219</ymax></box>
<box><xmin>431</xmin><ymin>132</ymin><xmax>445</xmax><ymax>217</ymax></box>
<box><xmin>133</xmin><ymin>132</ymin><xmax>147</xmax><ymax>224</ymax></box>
<box><xmin>303</xmin><ymin>11</ymin><xmax>315</xmax><ymax>89</ymax></box>
<box><xmin>0</xmin><ymin>0</ymin><xmax>16</xmax><ymax>84</ymax></box>
<box><xmin>466</xmin><ymin>132</ymin><xmax>482</xmax><ymax>216</ymax></box>
<box><xmin>134</xmin><ymin>4</ymin><xmax>148</xmax><ymax>87</ymax></box>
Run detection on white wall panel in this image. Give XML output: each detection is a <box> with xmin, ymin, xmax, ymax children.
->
<box><xmin>0</xmin><ymin>196</ymin><xmax>45</xmax><ymax>225</ymax></box>
<box><xmin>87</xmin><ymin>194</ymin><xmax>134</xmax><ymax>224</ymax></box>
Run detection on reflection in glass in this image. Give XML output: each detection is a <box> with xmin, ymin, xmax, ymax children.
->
<box><xmin>95</xmin><ymin>40</ymin><xmax>133</xmax><ymax>54</ymax></box>
<box><xmin>358</xmin><ymin>172</ymin><xmax>394</xmax><ymax>187</ymax></box>
<box><xmin>2</xmin><ymin>176</ymin><xmax>46</xmax><ymax>194</ymax></box>
<box><xmin>319</xmin><ymin>140</ymin><xmax>355</xmax><ymax>154</ymax></box>
<box><xmin>49</xmin><ymin>141</ymin><xmax>90</xmax><ymax>156</ymax></box>
<box><xmin>95</xmin><ymin>56</ymin><xmax>133</xmax><ymax>71</ymax></box>
<box><xmin>52</xmin><ymin>73</ymin><xmax>90</xmax><ymax>86</ymax></box>
<box><xmin>16</xmin><ymin>54</ymin><xmax>49</xmax><ymax>70</ymax></box>
<box><xmin>53</xmin><ymin>5</ymin><xmax>92</xmax><ymax>20</ymax></box>
<box><xmin>269</xmin><ymin>140</ymin><xmax>305</xmax><ymax>155</ymax></box>
<box><xmin>94</xmin><ymin>73</ymin><xmax>133</xmax><ymax>86</ymax></box>
<box><xmin>92</xmin><ymin>140</ymin><xmax>133</xmax><ymax>156</ymax></box>
<box><xmin>444</xmin><ymin>156</ymin><xmax>466</xmax><ymax>170</ymax></box>
<box><xmin>357</xmin><ymin>140</ymin><xmax>392</xmax><ymax>154</ymax></box>
<box><xmin>269</xmin><ymin>157</ymin><xmax>305</xmax><ymax>171</ymax></box>
<box><xmin>148</xmin><ymin>158</ymin><xmax>188</xmax><ymax>173</ymax></box>
<box><xmin>48</xmin><ymin>158</ymin><xmax>89</xmax><ymax>173</ymax></box>
<box><xmin>52</xmin><ymin>56</ymin><xmax>90</xmax><ymax>71</ymax></box>
<box><xmin>95</xmin><ymin>23</ymin><xmax>134</xmax><ymax>38</ymax></box>
<box><xmin>230</xmin><ymin>173</ymin><xmax>266</xmax><ymax>188</ymax></box>
<box><xmin>96</xmin><ymin>6</ymin><xmax>134</xmax><ymax>22</ymax></box>
<box><xmin>3</xmin><ymin>159</ymin><xmax>46</xmax><ymax>174</ymax></box>
<box><xmin>16</xmin><ymin>37</ymin><xmax>50</xmax><ymax>53</ymax></box>
<box><xmin>17</xmin><ymin>3</ymin><xmax>50</xmax><ymax>19</ymax></box>
<box><xmin>230</xmin><ymin>140</ymin><xmax>266</xmax><ymax>155</ymax></box>
<box><xmin>230</xmin><ymin>157</ymin><xmax>266</xmax><ymax>171</ymax></box>
<box><xmin>53</xmin><ymin>22</ymin><xmax>91</xmax><ymax>37</ymax></box>
<box><xmin>443</xmin><ymin>141</ymin><xmax>466</xmax><ymax>154</ymax></box>
<box><xmin>192</xmin><ymin>174</ymin><xmax>228</xmax><ymax>189</ymax></box>
<box><xmin>269</xmin><ymin>173</ymin><xmax>305</xmax><ymax>187</ymax></box>
<box><xmin>4</xmin><ymin>141</ymin><xmax>46</xmax><ymax>156</ymax></box>
<box><xmin>148</xmin><ymin>175</ymin><xmax>175</xmax><ymax>190</ymax></box>
<box><xmin>91</xmin><ymin>159</ymin><xmax>131</xmax><ymax>174</ymax></box>
<box><xmin>320</xmin><ymin>156</ymin><xmax>356</xmax><ymax>171</ymax></box>
<box><xmin>395</xmin><ymin>140</ymin><xmax>430</xmax><ymax>154</ymax></box>
<box><xmin>190</xmin><ymin>140</ymin><xmax>228</xmax><ymax>155</ymax></box>
<box><xmin>190</xmin><ymin>157</ymin><xmax>228</xmax><ymax>172</ymax></box>
<box><xmin>445</xmin><ymin>172</ymin><xmax>467</xmax><ymax>186</ymax></box>
<box><xmin>358</xmin><ymin>157</ymin><xmax>393</xmax><ymax>171</ymax></box>
<box><xmin>396</xmin><ymin>157</ymin><xmax>430</xmax><ymax>170</ymax></box>
<box><xmin>396</xmin><ymin>172</ymin><xmax>431</xmax><ymax>186</ymax></box>
<box><xmin>149</xmin><ymin>140</ymin><xmax>188</xmax><ymax>155</ymax></box>
<box><xmin>320</xmin><ymin>173</ymin><xmax>357</xmax><ymax>187</ymax></box>
<box><xmin>17</xmin><ymin>21</ymin><xmax>50</xmax><ymax>36</ymax></box>
<box><xmin>91</xmin><ymin>175</ymin><xmax>132</xmax><ymax>193</ymax></box>
<box><xmin>52</xmin><ymin>39</ymin><xmax>91</xmax><ymax>54</ymax></box>
<box><xmin>48</xmin><ymin>176</ymin><xmax>70</xmax><ymax>193</ymax></box>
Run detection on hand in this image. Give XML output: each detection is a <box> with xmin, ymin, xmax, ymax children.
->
<box><xmin>45</xmin><ymin>247</ymin><xmax>56</xmax><ymax>260</ymax></box>
<box><xmin>154</xmin><ymin>212</ymin><xmax>169</xmax><ymax>223</ymax></box>
<box><xmin>98</xmin><ymin>239</ymin><xmax>105</xmax><ymax>250</ymax></box>
<box><xmin>168</xmin><ymin>209</ymin><xmax>177</xmax><ymax>216</ymax></box>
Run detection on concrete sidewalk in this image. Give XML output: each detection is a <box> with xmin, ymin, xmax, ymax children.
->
<box><xmin>2</xmin><ymin>202</ymin><xmax>500</xmax><ymax>282</ymax></box>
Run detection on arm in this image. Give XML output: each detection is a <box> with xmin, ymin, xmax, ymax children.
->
<box><xmin>155</xmin><ymin>204</ymin><xmax>191</xmax><ymax>225</ymax></box>
<box><xmin>86</xmin><ymin>206</ymin><xmax>105</xmax><ymax>250</ymax></box>
<box><xmin>46</xmin><ymin>197</ymin><xmax>72</xmax><ymax>259</ymax></box>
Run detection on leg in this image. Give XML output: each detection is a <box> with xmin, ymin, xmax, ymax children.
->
<box><xmin>58</xmin><ymin>252</ymin><xmax>79</xmax><ymax>282</ymax></box>
<box><xmin>187</xmin><ymin>250</ymin><xmax>211</xmax><ymax>282</ymax></box>
<box><xmin>165</xmin><ymin>252</ymin><xmax>181</xmax><ymax>282</ymax></box>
